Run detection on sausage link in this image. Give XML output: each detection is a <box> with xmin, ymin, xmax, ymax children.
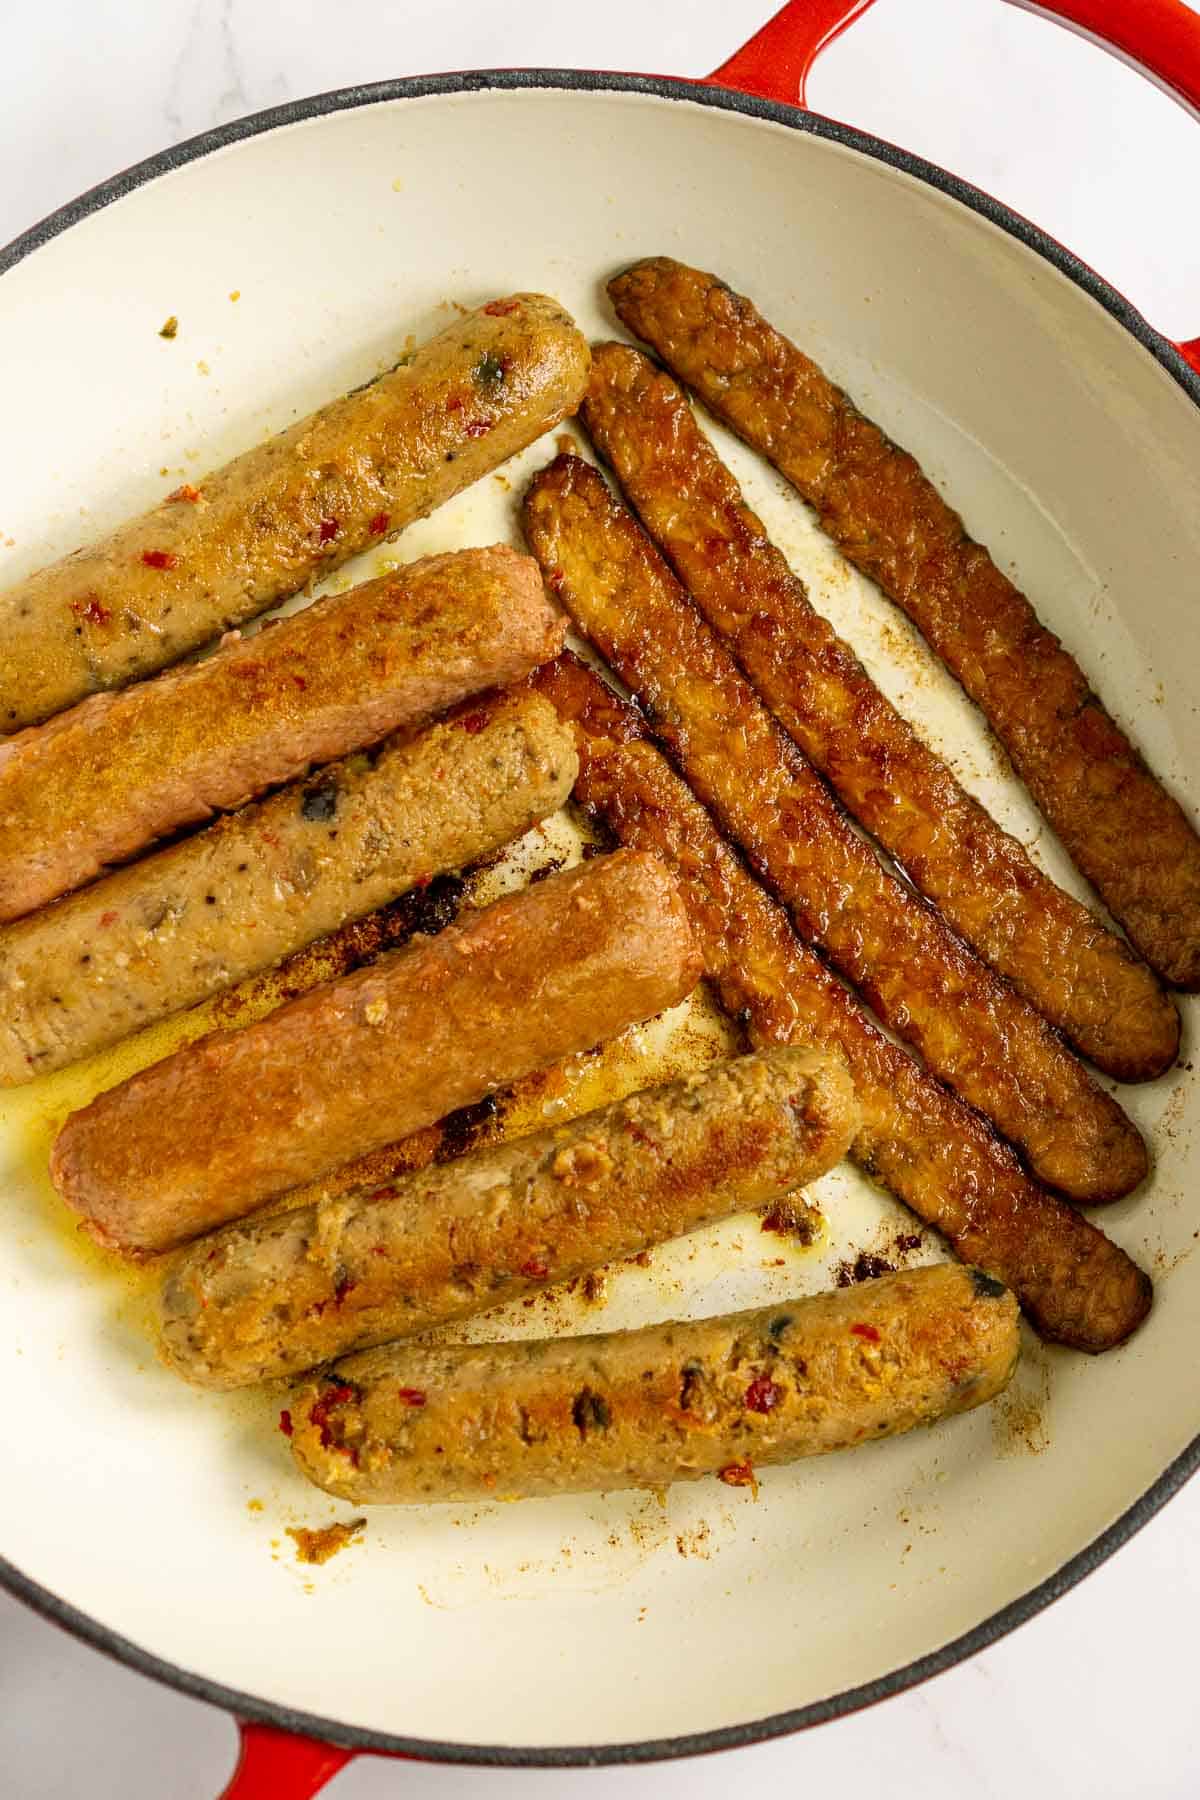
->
<box><xmin>609</xmin><ymin>257</ymin><xmax>1200</xmax><ymax>989</ymax></box>
<box><xmin>0</xmin><ymin>690</ymin><xmax>576</xmax><ymax>1085</ymax></box>
<box><xmin>0</xmin><ymin>545</ymin><xmax>563</xmax><ymax>923</ymax></box>
<box><xmin>288</xmin><ymin>1263</ymin><xmax>1019</xmax><ymax>1503</ymax></box>
<box><xmin>523</xmin><ymin>457</ymin><xmax>1145</xmax><ymax>1205</ymax></box>
<box><xmin>159</xmin><ymin>1047</ymin><xmax>858</xmax><ymax>1388</ymax></box>
<box><xmin>532</xmin><ymin>652</ymin><xmax>1153</xmax><ymax>1352</ymax></box>
<box><xmin>581</xmin><ymin>341</ymin><xmax>1177</xmax><ymax>1082</ymax></box>
<box><xmin>50</xmin><ymin>848</ymin><xmax>702</xmax><ymax>1255</ymax></box>
<box><xmin>0</xmin><ymin>294</ymin><xmax>589</xmax><ymax>731</ymax></box>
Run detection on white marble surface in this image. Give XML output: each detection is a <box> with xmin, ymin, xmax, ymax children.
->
<box><xmin>3</xmin><ymin>2</ymin><xmax>1200</xmax><ymax>1795</ymax></box>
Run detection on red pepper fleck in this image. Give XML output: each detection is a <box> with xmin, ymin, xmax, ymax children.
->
<box><xmin>520</xmin><ymin>1258</ymin><xmax>549</xmax><ymax>1280</ymax></box>
<box><xmin>292</xmin><ymin>674</ymin><xmax>307</xmax><ymax>690</ymax></box>
<box><xmin>370</xmin><ymin>1245</ymin><xmax>389</xmax><ymax>1258</ymax></box>
<box><xmin>545</xmin><ymin>566</ymin><xmax>565</xmax><ymax>594</ymax></box>
<box><xmin>168</xmin><ymin>483</ymin><xmax>202</xmax><ymax>503</ymax></box>
<box><xmin>318</xmin><ymin>517</ymin><xmax>340</xmax><ymax>543</ymax></box>
<box><xmin>278</xmin><ymin>1409</ymin><xmax>294</xmax><ymax>1437</ymax></box>
<box><xmin>141</xmin><ymin>549</ymin><xmax>178</xmax><ymax>570</ymax></box>
<box><xmin>368</xmin><ymin>511</ymin><xmax>390</xmax><ymax>535</ymax></box>
<box><xmin>412</xmin><ymin>872</ymin><xmax>432</xmax><ymax>889</ymax></box>
<box><xmin>464</xmin><ymin>419</ymin><xmax>492</xmax><ymax>438</ymax></box>
<box><xmin>744</xmin><ymin>1375</ymin><xmax>782</xmax><ymax>1414</ymax></box>
<box><xmin>446</xmin><ymin>394</ymin><xmax>465</xmax><ymax>412</ymax></box>
<box><xmin>309</xmin><ymin>1382</ymin><xmax>357</xmax><ymax>1450</ymax></box>
<box><xmin>334</xmin><ymin>1274</ymin><xmax>357</xmax><ymax>1306</ymax></box>
<box><xmin>718</xmin><ymin>1460</ymin><xmax>759</xmax><ymax>1496</ymax></box>
<box><xmin>397</xmin><ymin>1387</ymin><xmax>427</xmax><ymax>1408</ymax></box>
<box><xmin>851</xmin><ymin>1322</ymin><xmax>881</xmax><ymax>1343</ymax></box>
<box><xmin>483</xmin><ymin>298</ymin><xmax>520</xmax><ymax>316</ymax></box>
<box><xmin>98</xmin><ymin>910</ymin><xmax>119</xmax><ymax>927</ymax></box>
<box><xmin>457</xmin><ymin>708</ymin><xmax>489</xmax><ymax>734</ymax></box>
<box><xmin>70</xmin><ymin>595</ymin><xmax>112</xmax><ymax>625</ymax></box>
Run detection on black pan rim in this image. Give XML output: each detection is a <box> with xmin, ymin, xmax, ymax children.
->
<box><xmin>1</xmin><ymin>65</ymin><xmax>1197</xmax><ymax>1772</ymax></box>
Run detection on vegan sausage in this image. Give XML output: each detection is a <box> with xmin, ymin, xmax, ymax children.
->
<box><xmin>0</xmin><ymin>293</ymin><xmax>588</xmax><ymax>731</ymax></box>
<box><xmin>0</xmin><ymin>545</ymin><xmax>563</xmax><ymax>923</ymax></box>
<box><xmin>159</xmin><ymin>1047</ymin><xmax>859</xmax><ymax>1388</ymax></box>
<box><xmin>533</xmin><ymin>651</ymin><xmax>1153</xmax><ymax>1353</ymax></box>
<box><xmin>288</xmin><ymin>1262</ymin><xmax>1019</xmax><ymax>1503</ymax></box>
<box><xmin>522</xmin><ymin>456</ymin><xmax>1146</xmax><ymax>1206</ymax></box>
<box><xmin>609</xmin><ymin>256</ymin><xmax>1200</xmax><ymax>989</ymax></box>
<box><xmin>50</xmin><ymin>849</ymin><xmax>702</xmax><ymax>1255</ymax></box>
<box><xmin>0</xmin><ymin>689</ymin><xmax>576</xmax><ymax>1084</ymax></box>
<box><xmin>580</xmin><ymin>340</ymin><xmax>1177</xmax><ymax>1082</ymax></box>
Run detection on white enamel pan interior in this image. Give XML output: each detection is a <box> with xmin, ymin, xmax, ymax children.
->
<box><xmin>2</xmin><ymin>66</ymin><xmax>1200</xmax><ymax>1767</ymax></box>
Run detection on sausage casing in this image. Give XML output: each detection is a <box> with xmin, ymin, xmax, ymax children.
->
<box><xmin>288</xmin><ymin>1263</ymin><xmax>1019</xmax><ymax>1503</ymax></box>
<box><xmin>0</xmin><ymin>689</ymin><xmax>576</xmax><ymax>1085</ymax></box>
<box><xmin>50</xmin><ymin>849</ymin><xmax>702</xmax><ymax>1255</ymax></box>
<box><xmin>580</xmin><ymin>341</ymin><xmax>1177</xmax><ymax>1083</ymax></box>
<box><xmin>0</xmin><ymin>294</ymin><xmax>589</xmax><ymax>731</ymax></box>
<box><xmin>0</xmin><ymin>545</ymin><xmax>563</xmax><ymax>923</ymax></box>
<box><xmin>609</xmin><ymin>256</ymin><xmax>1200</xmax><ymax>989</ymax></box>
<box><xmin>159</xmin><ymin>1046</ymin><xmax>859</xmax><ymax>1389</ymax></box>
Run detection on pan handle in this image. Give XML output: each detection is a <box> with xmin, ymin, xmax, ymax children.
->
<box><xmin>705</xmin><ymin>0</ymin><xmax>1200</xmax><ymax>375</ymax></box>
<box><xmin>217</xmin><ymin>1720</ymin><xmax>355</xmax><ymax>1799</ymax></box>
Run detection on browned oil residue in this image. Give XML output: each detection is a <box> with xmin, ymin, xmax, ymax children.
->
<box><xmin>835</xmin><ymin>1230</ymin><xmax>925</xmax><ymax>1287</ymax></box>
<box><xmin>208</xmin><ymin>873</ymin><xmax>467</xmax><ymax>1032</ymax></box>
<box><xmin>261</xmin><ymin>1078</ymin><xmax>533</xmax><ymax>1218</ymax></box>
<box><xmin>675</xmin><ymin>1520</ymin><xmax>712</xmax><ymax>1559</ymax></box>
<box><xmin>992</xmin><ymin>1359</ymin><xmax>1051</xmax><ymax>1458</ymax></box>
<box><xmin>836</xmin><ymin>1250</ymin><xmax>896</xmax><ymax>1286</ymax></box>
<box><xmin>759</xmin><ymin>1198</ymin><xmax>820</xmax><ymax>1246</ymax></box>
<box><xmin>286</xmin><ymin>1518</ymin><xmax>367</xmax><ymax>1565</ymax></box>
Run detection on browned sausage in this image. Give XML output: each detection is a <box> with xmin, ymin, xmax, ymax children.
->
<box><xmin>288</xmin><ymin>1263</ymin><xmax>1019</xmax><ymax>1504</ymax></box>
<box><xmin>159</xmin><ymin>1047</ymin><xmax>859</xmax><ymax>1389</ymax></box>
<box><xmin>522</xmin><ymin>457</ymin><xmax>1145</xmax><ymax>1206</ymax></box>
<box><xmin>532</xmin><ymin>652</ymin><xmax>1153</xmax><ymax>1353</ymax></box>
<box><xmin>0</xmin><ymin>294</ymin><xmax>589</xmax><ymax>731</ymax></box>
<box><xmin>609</xmin><ymin>256</ymin><xmax>1200</xmax><ymax>990</ymax></box>
<box><xmin>580</xmin><ymin>341</ymin><xmax>1177</xmax><ymax>1082</ymax></box>
<box><xmin>0</xmin><ymin>545</ymin><xmax>563</xmax><ymax>923</ymax></box>
<box><xmin>0</xmin><ymin>689</ymin><xmax>576</xmax><ymax>1084</ymax></box>
<box><xmin>50</xmin><ymin>848</ymin><xmax>702</xmax><ymax>1255</ymax></box>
